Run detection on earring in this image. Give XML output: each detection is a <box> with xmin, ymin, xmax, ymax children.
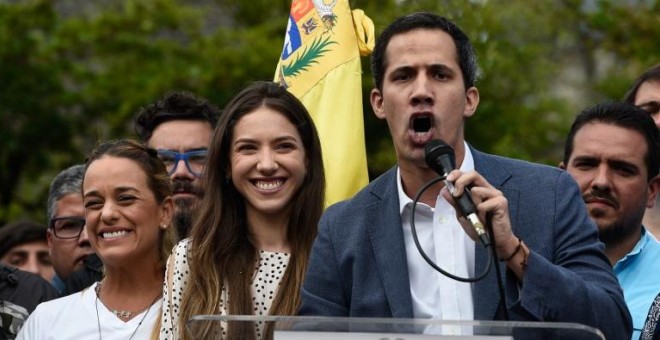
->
<box><xmin>160</xmin><ymin>223</ymin><xmax>167</xmax><ymax>230</ymax></box>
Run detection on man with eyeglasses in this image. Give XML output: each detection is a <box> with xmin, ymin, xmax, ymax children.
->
<box><xmin>135</xmin><ymin>91</ymin><xmax>221</xmax><ymax>240</ymax></box>
<box><xmin>624</xmin><ymin>64</ymin><xmax>660</xmax><ymax>240</ymax></box>
<box><xmin>46</xmin><ymin>164</ymin><xmax>95</xmax><ymax>294</ymax></box>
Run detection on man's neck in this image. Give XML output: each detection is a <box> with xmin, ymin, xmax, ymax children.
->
<box><xmin>605</xmin><ymin>226</ymin><xmax>643</xmax><ymax>266</ymax></box>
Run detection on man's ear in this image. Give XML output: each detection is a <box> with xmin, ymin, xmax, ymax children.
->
<box><xmin>646</xmin><ymin>175</ymin><xmax>660</xmax><ymax>208</ymax></box>
<box><xmin>463</xmin><ymin>87</ymin><xmax>480</xmax><ymax>118</ymax></box>
<box><xmin>559</xmin><ymin>161</ymin><xmax>566</xmax><ymax>170</ymax></box>
<box><xmin>47</xmin><ymin>231</ymin><xmax>54</xmax><ymax>248</ymax></box>
<box><xmin>370</xmin><ymin>88</ymin><xmax>386</xmax><ymax>120</ymax></box>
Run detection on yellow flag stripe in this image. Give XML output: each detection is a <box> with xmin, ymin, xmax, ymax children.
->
<box><xmin>276</xmin><ymin>0</ymin><xmax>373</xmax><ymax>206</ymax></box>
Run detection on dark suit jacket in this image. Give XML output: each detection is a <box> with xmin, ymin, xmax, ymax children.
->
<box><xmin>300</xmin><ymin>148</ymin><xmax>632</xmax><ymax>339</ymax></box>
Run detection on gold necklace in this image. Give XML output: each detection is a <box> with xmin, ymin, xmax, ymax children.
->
<box><xmin>95</xmin><ymin>282</ymin><xmax>161</xmax><ymax>320</ymax></box>
<box><xmin>94</xmin><ymin>282</ymin><xmax>162</xmax><ymax>340</ymax></box>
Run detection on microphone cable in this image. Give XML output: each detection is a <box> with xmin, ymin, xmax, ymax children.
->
<box><xmin>410</xmin><ymin>174</ymin><xmax>509</xmax><ymax>320</ymax></box>
<box><xmin>485</xmin><ymin>211</ymin><xmax>510</xmax><ymax>321</ymax></box>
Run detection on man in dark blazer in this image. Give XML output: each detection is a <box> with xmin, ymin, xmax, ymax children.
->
<box><xmin>299</xmin><ymin>12</ymin><xmax>631</xmax><ymax>340</ymax></box>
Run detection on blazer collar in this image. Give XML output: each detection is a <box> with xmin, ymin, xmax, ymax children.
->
<box><xmin>366</xmin><ymin>149</ymin><xmax>520</xmax><ymax>320</ymax></box>
<box><xmin>471</xmin><ymin>146</ymin><xmax>513</xmax><ymax>187</ymax></box>
<box><xmin>367</xmin><ymin>168</ymin><xmax>415</xmax><ymax>318</ymax></box>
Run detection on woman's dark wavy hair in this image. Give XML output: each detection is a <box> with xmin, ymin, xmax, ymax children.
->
<box><xmin>179</xmin><ymin>81</ymin><xmax>326</xmax><ymax>339</ymax></box>
<box><xmin>623</xmin><ymin>64</ymin><xmax>660</xmax><ymax>104</ymax></box>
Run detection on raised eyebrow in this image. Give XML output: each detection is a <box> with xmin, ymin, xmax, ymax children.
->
<box><xmin>428</xmin><ymin>64</ymin><xmax>454</xmax><ymax>74</ymax></box>
<box><xmin>608</xmin><ymin>159</ymin><xmax>640</xmax><ymax>172</ymax></box>
<box><xmin>391</xmin><ymin>65</ymin><xmax>414</xmax><ymax>73</ymax></box>
<box><xmin>639</xmin><ymin>101</ymin><xmax>660</xmax><ymax>113</ymax></box>
<box><xmin>388</xmin><ymin>65</ymin><xmax>415</xmax><ymax>77</ymax></box>
<box><xmin>233</xmin><ymin>136</ymin><xmax>298</xmax><ymax>147</ymax></box>
<box><xmin>114</xmin><ymin>186</ymin><xmax>139</xmax><ymax>195</ymax></box>
<box><xmin>156</xmin><ymin>150</ymin><xmax>177</xmax><ymax>158</ymax></box>
<box><xmin>157</xmin><ymin>148</ymin><xmax>207</xmax><ymax>154</ymax></box>
<box><xmin>83</xmin><ymin>190</ymin><xmax>100</xmax><ymax>199</ymax></box>
<box><xmin>389</xmin><ymin>64</ymin><xmax>453</xmax><ymax>77</ymax></box>
<box><xmin>637</xmin><ymin>99</ymin><xmax>660</xmax><ymax>106</ymax></box>
<box><xmin>83</xmin><ymin>186</ymin><xmax>137</xmax><ymax>199</ymax></box>
<box><xmin>233</xmin><ymin>137</ymin><xmax>257</xmax><ymax>146</ymax></box>
<box><xmin>273</xmin><ymin>135</ymin><xmax>299</xmax><ymax>143</ymax></box>
<box><xmin>570</xmin><ymin>155</ymin><xmax>598</xmax><ymax>164</ymax></box>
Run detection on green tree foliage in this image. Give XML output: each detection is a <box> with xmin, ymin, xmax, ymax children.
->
<box><xmin>584</xmin><ymin>0</ymin><xmax>660</xmax><ymax>99</ymax></box>
<box><xmin>0</xmin><ymin>0</ymin><xmax>287</xmax><ymax>224</ymax></box>
<box><xmin>356</xmin><ymin>0</ymin><xmax>659</xmax><ymax>173</ymax></box>
<box><xmin>0</xmin><ymin>0</ymin><xmax>658</xmax><ymax>223</ymax></box>
<box><xmin>0</xmin><ymin>2</ymin><xmax>73</xmax><ymax>223</ymax></box>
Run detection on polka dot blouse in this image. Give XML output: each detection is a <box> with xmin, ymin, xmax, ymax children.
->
<box><xmin>160</xmin><ymin>239</ymin><xmax>290</xmax><ymax>339</ymax></box>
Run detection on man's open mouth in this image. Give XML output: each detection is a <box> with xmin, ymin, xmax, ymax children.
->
<box><xmin>411</xmin><ymin>114</ymin><xmax>433</xmax><ymax>133</ymax></box>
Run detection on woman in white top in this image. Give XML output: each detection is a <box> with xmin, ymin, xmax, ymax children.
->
<box><xmin>160</xmin><ymin>81</ymin><xmax>326</xmax><ymax>340</ymax></box>
<box><xmin>19</xmin><ymin>139</ymin><xmax>176</xmax><ymax>340</ymax></box>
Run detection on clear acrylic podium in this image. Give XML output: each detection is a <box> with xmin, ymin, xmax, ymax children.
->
<box><xmin>187</xmin><ymin>315</ymin><xmax>605</xmax><ymax>339</ymax></box>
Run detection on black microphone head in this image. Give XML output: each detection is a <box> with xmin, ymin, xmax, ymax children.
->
<box><xmin>424</xmin><ymin>139</ymin><xmax>455</xmax><ymax>175</ymax></box>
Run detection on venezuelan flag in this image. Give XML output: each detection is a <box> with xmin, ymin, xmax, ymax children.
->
<box><xmin>275</xmin><ymin>0</ymin><xmax>374</xmax><ymax>206</ymax></box>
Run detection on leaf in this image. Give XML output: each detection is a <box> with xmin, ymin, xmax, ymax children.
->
<box><xmin>281</xmin><ymin>34</ymin><xmax>337</xmax><ymax>78</ymax></box>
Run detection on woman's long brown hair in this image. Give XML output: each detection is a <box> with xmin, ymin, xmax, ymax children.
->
<box><xmin>178</xmin><ymin>82</ymin><xmax>325</xmax><ymax>339</ymax></box>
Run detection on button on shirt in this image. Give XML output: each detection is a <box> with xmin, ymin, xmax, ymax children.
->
<box><xmin>399</xmin><ymin>142</ymin><xmax>475</xmax><ymax>334</ymax></box>
<box><xmin>614</xmin><ymin>228</ymin><xmax>660</xmax><ymax>340</ymax></box>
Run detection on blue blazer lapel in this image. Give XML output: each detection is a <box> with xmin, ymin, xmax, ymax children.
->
<box><xmin>366</xmin><ymin>168</ymin><xmax>415</xmax><ymax>318</ymax></box>
<box><xmin>472</xmin><ymin>148</ymin><xmax>519</xmax><ymax>320</ymax></box>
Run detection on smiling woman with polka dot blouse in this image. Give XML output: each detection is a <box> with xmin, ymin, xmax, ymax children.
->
<box><xmin>160</xmin><ymin>82</ymin><xmax>326</xmax><ymax>340</ymax></box>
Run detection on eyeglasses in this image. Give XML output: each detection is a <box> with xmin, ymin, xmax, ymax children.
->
<box><xmin>48</xmin><ymin>216</ymin><xmax>86</xmax><ymax>239</ymax></box>
<box><xmin>156</xmin><ymin>149</ymin><xmax>208</xmax><ymax>177</ymax></box>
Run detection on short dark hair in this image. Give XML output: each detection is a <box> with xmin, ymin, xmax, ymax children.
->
<box><xmin>0</xmin><ymin>220</ymin><xmax>47</xmax><ymax>259</ymax></box>
<box><xmin>371</xmin><ymin>12</ymin><xmax>478</xmax><ymax>91</ymax></box>
<box><xmin>623</xmin><ymin>64</ymin><xmax>660</xmax><ymax>104</ymax></box>
<box><xmin>134</xmin><ymin>91</ymin><xmax>221</xmax><ymax>142</ymax></box>
<box><xmin>563</xmin><ymin>102</ymin><xmax>660</xmax><ymax>181</ymax></box>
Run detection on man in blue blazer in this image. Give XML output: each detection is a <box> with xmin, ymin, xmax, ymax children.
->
<box><xmin>299</xmin><ymin>12</ymin><xmax>631</xmax><ymax>339</ymax></box>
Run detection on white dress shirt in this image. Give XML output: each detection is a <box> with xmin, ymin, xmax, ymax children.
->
<box><xmin>398</xmin><ymin>142</ymin><xmax>475</xmax><ymax>334</ymax></box>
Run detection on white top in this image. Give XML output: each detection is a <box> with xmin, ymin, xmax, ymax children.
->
<box><xmin>399</xmin><ymin>142</ymin><xmax>475</xmax><ymax>334</ymax></box>
<box><xmin>17</xmin><ymin>282</ymin><xmax>161</xmax><ymax>340</ymax></box>
<box><xmin>160</xmin><ymin>239</ymin><xmax>290</xmax><ymax>339</ymax></box>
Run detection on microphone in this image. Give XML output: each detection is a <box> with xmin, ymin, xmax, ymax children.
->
<box><xmin>425</xmin><ymin>139</ymin><xmax>491</xmax><ymax>246</ymax></box>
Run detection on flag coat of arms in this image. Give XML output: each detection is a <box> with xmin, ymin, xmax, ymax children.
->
<box><xmin>275</xmin><ymin>0</ymin><xmax>374</xmax><ymax>206</ymax></box>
